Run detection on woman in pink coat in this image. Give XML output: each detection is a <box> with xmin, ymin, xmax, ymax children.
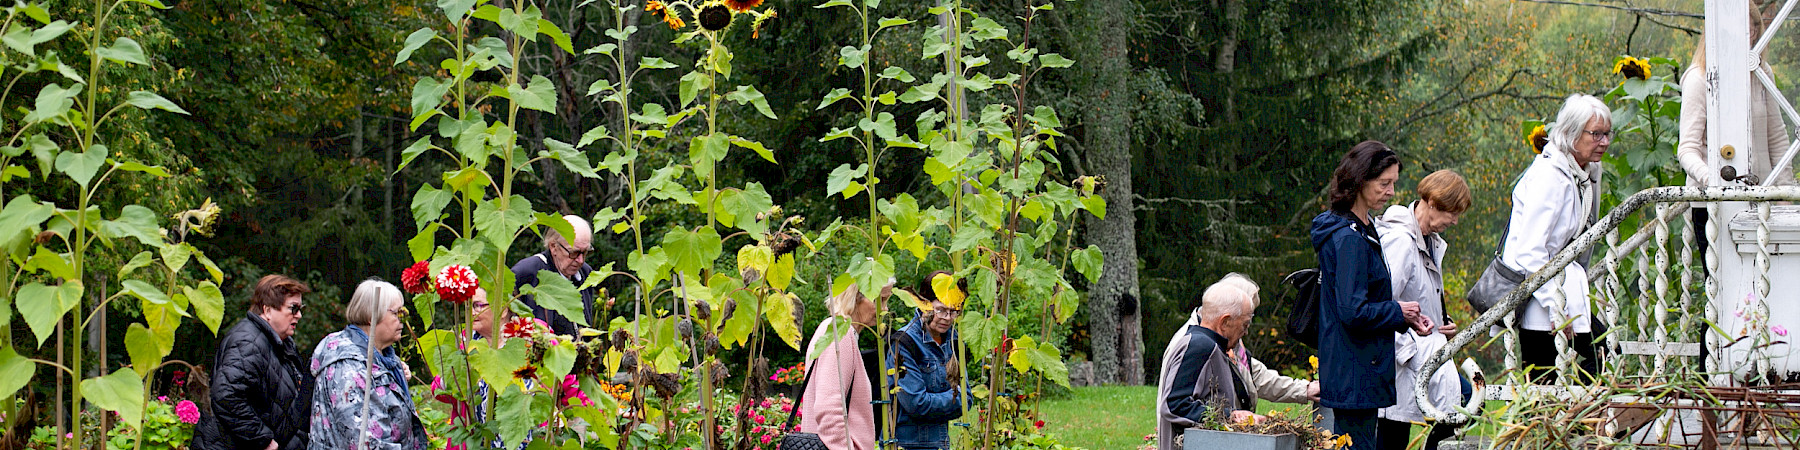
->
<box><xmin>799</xmin><ymin>281</ymin><xmax>890</xmax><ymax>450</ymax></box>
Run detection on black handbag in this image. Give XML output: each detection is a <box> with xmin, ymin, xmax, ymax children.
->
<box><xmin>778</xmin><ymin>358</ymin><xmax>851</xmax><ymax>450</ymax></box>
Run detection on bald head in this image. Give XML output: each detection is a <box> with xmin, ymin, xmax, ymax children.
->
<box><xmin>546</xmin><ymin>215</ymin><xmax>594</xmax><ymax>278</ymax></box>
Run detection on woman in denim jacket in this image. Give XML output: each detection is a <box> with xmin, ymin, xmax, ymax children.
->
<box><xmin>889</xmin><ymin>271</ymin><xmax>967</xmax><ymax>449</ymax></box>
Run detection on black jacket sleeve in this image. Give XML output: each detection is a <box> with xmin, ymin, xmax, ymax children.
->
<box><xmin>210</xmin><ymin>336</ymin><xmax>275</xmax><ymax>449</ymax></box>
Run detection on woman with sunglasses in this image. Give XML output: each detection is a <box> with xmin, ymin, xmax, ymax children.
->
<box><xmin>194</xmin><ymin>275</ymin><xmax>316</xmax><ymax>450</ymax></box>
<box><xmin>308</xmin><ymin>279</ymin><xmax>429</xmax><ymax>450</ymax></box>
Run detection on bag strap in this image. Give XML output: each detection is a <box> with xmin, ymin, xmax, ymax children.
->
<box><xmin>784</xmin><ymin>355</ymin><xmax>856</xmax><ymax>434</ymax></box>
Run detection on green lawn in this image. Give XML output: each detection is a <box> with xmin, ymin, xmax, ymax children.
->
<box><xmin>1038</xmin><ymin>386</ymin><xmax>1497</xmax><ymax>449</ymax></box>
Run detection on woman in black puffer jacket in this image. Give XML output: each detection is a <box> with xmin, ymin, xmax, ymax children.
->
<box><xmin>193</xmin><ymin>275</ymin><xmax>315</xmax><ymax>450</ymax></box>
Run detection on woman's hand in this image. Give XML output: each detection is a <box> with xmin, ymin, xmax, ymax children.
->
<box><xmin>1438</xmin><ymin>321</ymin><xmax>1458</xmax><ymax>339</ymax></box>
<box><xmin>1412</xmin><ymin>314</ymin><xmax>1435</xmax><ymax>336</ymax></box>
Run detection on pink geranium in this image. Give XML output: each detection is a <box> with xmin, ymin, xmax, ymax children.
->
<box><xmin>1775</xmin><ymin>325</ymin><xmax>1789</xmax><ymax>337</ymax></box>
<box><xmin>175</xmin><ymin>400</ymin><xmax>200</xmax><ymax>424</ymax></box>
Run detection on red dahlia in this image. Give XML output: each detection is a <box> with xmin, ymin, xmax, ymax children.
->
<box><xmin>401</xmin><ymin>261</ymin><xmax>432</xmax><ymax>294</ymax></box>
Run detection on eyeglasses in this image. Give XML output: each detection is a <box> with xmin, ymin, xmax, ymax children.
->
<box><xmin>558</xmin><ymin>242</ymin><xmax>593</xmax><ymax>259</ymax></box>
<box><xmin>472</xmin><ymin>300</ymin><xmax>490</xmax><ymax>311</ymax></box>
<box><xmin>286</xmin><ymin>303</ymin><xmax>305</xmax><ymax>314</ymax></box>
<box><xmin>1583</xmin><ymin>129</ymin><xmax>1613</xmax><ymax>142</ymax></box>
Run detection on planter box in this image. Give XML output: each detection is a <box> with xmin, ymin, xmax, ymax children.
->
<box><xmin>1182</xmin><ymin>429</ymin><xmax>1299</xmax><ymax>450</ymax></box>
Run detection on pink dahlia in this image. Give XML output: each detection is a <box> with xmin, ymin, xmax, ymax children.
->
<box><xmin>562</xmin><ymin>375</ymin><xmax>594</xmax><ymax>406</ymax></box>
<box><xmin>435</xmin><ymin>264</ymin><xmax>479</xmax><ymax>303</ymax></box>
<box><xmin>175</xmin><ymin>400</ymin><xmax>200</xmax><ymax>424</ymax></box>
<box><xmin>402</xmin><ymin>261</ymin><xmax>433</xmax><ymax>294</ymax></box>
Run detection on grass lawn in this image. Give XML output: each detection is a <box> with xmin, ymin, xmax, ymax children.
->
<box><xmin>1038</xmin><ymin>386</ymin><xmax>1499</xmax><ymax>449</ymax></box>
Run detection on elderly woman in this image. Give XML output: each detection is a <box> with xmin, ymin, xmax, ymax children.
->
<box><xmin>1311</xmin><ymin>140</ymin><xmax>1431</xmax><ymax>449</ymax></box>
<box><xmin>1374</xmin><ymin>170</ymin><xmax>1473</xmax><ymax>450</ymax></box>
<box><xmin>194</xmin><ymin>275</ymin><xmax>314</xmax><ymax>450</ymax></box>
<box><xmin>798</xmin><ymin>281</ymin><xmax>891</xmax><ymax>450</ymax></box>
<box><xmin>309</xmin><ymin>279</ymin><xmax>428</xmax><ymax>450</ymax></box>
<box><xmin>890</xmin><ymin>271</ymin><xmax>966</xmax><ymax>450</ymax></box>
<box><xmin>1677</xmin><ymin>2</ymin><xmax>1792</xmax><ymax>255</ymax></box>
<box><xmin>1504</xmin><ymin>94</ymin><xmax>1609</xmax><ymax>383</ymax></box>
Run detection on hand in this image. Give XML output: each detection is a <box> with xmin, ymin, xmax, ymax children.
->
<box><xmin>1229</xmin><ymin>410</ymin><xmax>1262</xmax><ymax>425</ymax></box>
<box><xmin>1306</xmin><ymin>381</ymin><xmax>1321</xmax><ymax>402</ymax></box>
<box><xmin>1398</xmin><ymin>301</ymin><xmax>1422</xmax><ymax>319</ymax></box>
<box><xmin>1411</xmin><ymin>314</ymin><xmax>1435</xmax><ymax>336</ymax></box>
<box><xmin>266</xmin><ymin>441</ymin><xmax>279</xmax><ymax>450</ymax></box>
<box><xmin>1438</xmin><ymin>321</ymin><xmax>1459</xmax><ymax>339</ymax></box>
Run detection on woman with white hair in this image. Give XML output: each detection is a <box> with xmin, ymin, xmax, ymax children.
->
<box><xmin>308</xmin><ymin>279</ymin><xmax>428</xmax><ymax>450</ymax></box>
<box><xmin>1501</xmin><ymin>94</ymin><xmax>1609</xmax><ymax>382</ymax></box>
<box><xmin>795</xmin><ymin>280</ymin><xmax>892</xmax><ymax>450</ymax></box>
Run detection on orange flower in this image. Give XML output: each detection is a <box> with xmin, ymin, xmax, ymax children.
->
<box><xmin>662</xmin><ymin>10</ymin><xmax>686</xmax><ymax>29</ymax></box>
<box><xmin>725</xmin><ymin>0</ymin><xmax>762</xmax><ymax>13</ymax></box>
<box><xmin>645</xmin><ymin>0</ymin><xmax>665</xmax><ymax>12</ymax></box>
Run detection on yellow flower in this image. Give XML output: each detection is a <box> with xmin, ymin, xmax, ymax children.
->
<box><xmin>1309</xmin><ymin>355</ymin><xmax>1319</xmax><ymax>371</ymax></box>
<box><xmin>1613</xmin><ymin>56</ymin><xmax>1651</xmax><ymax>80</ymax></box>
<box><xmin>1526</xmin><ymin>124</ymin><xmax>1548</xmax><ymax>154</ymax></box>
<box><xmin>1332</xmin><ymin>434</ymin><xmax>1354</xmax><ymax>449</ymax></box>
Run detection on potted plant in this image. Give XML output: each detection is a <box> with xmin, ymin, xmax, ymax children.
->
<box><xmin>1182</xmin><ymin>407</ymin><xmax>1350</xmax><ymax>450</ymax></box>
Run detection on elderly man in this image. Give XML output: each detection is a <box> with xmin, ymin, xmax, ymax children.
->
<box><xmin>511</xmin><ymin>215</ymin><xmax>598</xmax><ymax>336</ymax></box>
<box><xmin>1157</xmin><ymin>274</ymin><xmax>1319</xmax><ymax>450</ymax></box>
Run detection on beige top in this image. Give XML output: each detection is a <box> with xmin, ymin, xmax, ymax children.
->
<box><xmin>1676</xmin><ymin>65</ymin><xmax>1795</xmax><ymax>188</ymax></box>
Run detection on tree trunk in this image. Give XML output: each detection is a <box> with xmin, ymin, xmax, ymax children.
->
<box><xmin>1075</xmin><ymin>0</ymin><xmax>1140</xmax><ymax>385</ymax></box>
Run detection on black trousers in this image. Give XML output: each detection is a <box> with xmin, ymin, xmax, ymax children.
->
<box><xmin>1376</xmin><ymin>418</ymin><xmax>1460</xmax><ymax>450</ymax></box>
<box><xmin>1519</xmin><ymin>329</ymin><xmax>1598</xmax><ymax>383</ymax></box>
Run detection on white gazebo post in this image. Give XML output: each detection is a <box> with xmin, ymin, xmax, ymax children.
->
<box><xmin>1705</xmin><ymin>0</ymin><xmax>1753</xmax><ymax>387</ymax></box>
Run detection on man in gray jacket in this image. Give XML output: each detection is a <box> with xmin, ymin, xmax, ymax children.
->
<box><xmin>1157</xmin><ymin>274</ymin><xmax>1318</xmax><ymax>450</ymax></box>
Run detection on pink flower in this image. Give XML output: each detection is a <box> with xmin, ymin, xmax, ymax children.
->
<box><xmin>431</xmin><ymin>376</ymin><xmax>444</xmax><ymax>392</ymax></box>
<box><xmin>176</xmin><ymin>400</ymin><xmax>200</xmax><ymax>424</ymax></box>
<box><xmin>1775</xmin><ymin>325</ymin><xmax>1789</xmax><ymax>337</ymax></box>
<box><xmin>760</xmin><ymin>435</ymin><xmax>772</xmax><ymax>444</ymax></box>
<box><xmin>754</xmin><ymin>414</ymin><xmax>765</xmax><ymax>424</ymax></box>
<box><xmin>157</xmin><ymin>396</ymin><xmax>167</xmax><ymax>402</ymax></box>
<box><xmin>561</xmin><ymin>375</ymin><xmax>593</xmax><ymax>406</ymax></box>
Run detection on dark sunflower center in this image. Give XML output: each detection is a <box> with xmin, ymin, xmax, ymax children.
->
<box><xmin>699</xmin><ymin>5</ymin><xmax>731</xmax><ymax>31</ymax></box>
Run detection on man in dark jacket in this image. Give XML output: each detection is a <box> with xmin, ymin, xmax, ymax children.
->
<box><xmin>512</xmin><ymin>215</ymin><xmax>597</xmax><ymax>336</ymax></box>
<box><xmin>194</xmin><ymin>275</ymin><xmax>314</xmax><ymax>450</ymax></box>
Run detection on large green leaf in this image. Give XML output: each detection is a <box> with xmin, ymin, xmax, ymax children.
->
<box><xmin>511</xmin><ymin>75</ymin><xmax>557</xmax><ymax>113</ymax></box>
<box><xmin>762</xmin><ymin>292</ymin><xmax>802</xmax><ymax>350</ymax></box>
<box><xmin>124</xmin><ymin>91</ymin><xmax>190</xmax><ymax>114</ymax></box>
<box><xmin>524</xmin><ymin>270</ymin><xmax>587</xmax><ymax>327</ymax></box>
<box><xmin>126</xmin><ymin>323</ymin><xmax>166</xmax><ymax>377</ymax></box>
<box><xmin>1006</xmin><ymin>336</ymin><xmax>1070</xmax><ymax>387</ymax></box>
<box><xmin>24</xmin><ymin>247</ymin><xmax>75</xmax><ymax>281</ymax></box>
<box><xmin>121</xmin><ymin>279</ymin><xmax>170</xmax><ymax>305</ymax></box>
<box><xmin>474</xmin><ymin>195</ymin><xmax>534</xmax><ymax>249</ymax></box>
<box><xmin>689</xmin><ymin>133</ymin><xmax>729</xmax><ymax>179</ymax></box>
<box><xmin>142</xmin><ymin>300</ymin><xmax>184</xmax><ymax>357</ymax></box>
<box><xmin>24</xmin><ymin>83</ymin><xmax>78</xmax><ymax>125</ymax></box>
<box><xmin>185</xmin><ymin>282</ymin><xmax>225</xmax><ymax>334</ymax></box>
<box><xmin>717</xmin><ymin>183</ymin><xmax>773</xmax><ymax>235</ymax></box>
<box><xmin>767</xmin><ymin>254</ymin><xmax>796</xmax><ymax>291</ymax></box>
<box><xmin>544</xmin><ymin>340</ymin><xmax>577</xmax><ymax>381</ymax></box>
<box><xmin>101</xmin><ymin>204</ymin><xmax>163</xmax><ymax>247</ymax></box>
<box><xmin>395</xmin><ymin>28</ymin><xmax>437</xmax><ymax>65</ymax></box>
<box><xmin>0</xmin><ymin>348</ymin><xmax>34</xmax><ymax>400</ymax></box>
<box><xmin>468</xmin><ymin>338</ymin><xmax>531</xmax><ymax>392</ymax></box>
<box><xmin>957</xmin><ymin>311</ymin><xmax>1003</xmax><ymax>356</ymax></box>
<box><xmin>725</xmin><ymin>85</ymin><xmax>777</xmax><ymax>119</ymax></box>
<box><xmin>54</xmin><ymin>145</ymin><xmax>104</xmax><ymax>187</ymax></box>
<box><xmin>160</xmin><ymin>242</ymin><xmax>193</xmax><ymax>274</ymax></box>
<box><xmin>82</xmin><ymin>368</ymin><xmax>145</xmax><ymax>429</ymax></box>
<box><xmin>19</xmin><ymin>281</ymin><xmax>80</xmax><ymax>346</ymax></box>
<box><xmin>826</xmin><ymin>163</ymin><xmax>868</xmax><ymax>199</ymax></box>
<box><xmin>661</xmin><ymin>227</ymin><xmax>722</xmax><ymax>276</ymax></box>
<box><xmin>1072</xmin><ymin>245</ymin><xmax>1104</xmax><ymax>284</ymax></box>
<box><xmin>95</xmin><ymin>37</ymin><xmax>147</xmax><ymax>66</ymax></box>
<box><xmin>718</xmin><ymin>288</ymin><xmax>758</xmax><ymax>348</ymax></box>
<box><xmin>0</xmin><ymin>196</ymin><xmax>52</xmax><ymax>244</ymax></box>
<box><xmin>542</xmin><ymin>138</ymin><xmax>597</xmax><ymax>178</ymax></box>
<box><xmin>117</xmin><ymin>251</ymin><xmax>153</xmax><ymax>279</ymax></box>
<box><xmin>410</xmin><ymin>77</ymin><xmax>452</xmax><ymax>120</ymax></box>
<box><xmin>418</xmin><ymin>329</ymin><xmax>467</xmax><ymax>386</ymax></box>
<box><xmin>410</xmin><ymin>183</ymin><xmax>454</xmax><ymax>229</ymax></box>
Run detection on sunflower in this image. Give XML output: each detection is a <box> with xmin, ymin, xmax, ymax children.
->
<box><xmin>724</xmin><ymin>0</ymin><xmax>762</xmax><ymax>13</ymax></box>
<box><xmin>1526</xmin><ymin>124</ymin><xmax>1549</xmax><ymax>154</ymax></box>
<box><xmin>645</xmin><ymin>0</ymin><xmax>685</xmax><ymax>30</ymax></box>
<box><xmin>1613</xmin><ymin>56</ymin><xmax>1651</xmax><ymax>80</ymax></box>
<box><xmin>698</xmin><ymin>2</ymin><xmax>731</xmax><ymax>31</ymax></box>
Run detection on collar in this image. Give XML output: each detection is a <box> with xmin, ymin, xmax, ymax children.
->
<box><xmin>247</xmin><ymin>312</ymin><xmax>296</xmax><ymax>349</ymax></box>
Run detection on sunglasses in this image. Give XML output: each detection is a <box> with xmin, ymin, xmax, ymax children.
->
<box><xmin>285</xmin><ymin>303</ymin><xmax>305</xmax><ymax>314</ymax></box>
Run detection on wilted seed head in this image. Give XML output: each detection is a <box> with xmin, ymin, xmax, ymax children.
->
<box><xmin>721</xmin><ymin>299</ymin><xmax>737</xmax><ymax>322</ymax></box>
<box><xmin>677</xmin><ymin>318</ymin><xmax>694</xmax><ymax>340</ymax></box>
<box><xmin>704</xmin><ymin>333</ymin><xmax>720</xmax><ymax>356</ymax></box>
<box><xmin>769</xmin><ymin>232</ymin><xmax>802</xmax><ymax>257</ymax></box>
<box><xmin>710</xmin><ymin>360</ymin><xmax>730</xmax><ymax>386</ymax></box>
<box><xmin>612</xmin><ymin>329</ymin><xmax>632</xmax><ymax>347</ymax></box>
<box><xmin>619</xmin><ymin>350</ymin><xmax>640</xmax><ymax>372</ymax></box>
<box><xmin>693</xmin><ymin>300</ymin><xmax>713</xmax><ymax>323</ymax></box>
<box><xmin>649</xmin><ymin>371</ymin><xmax>681</xmax><ymax>399</ymax></box>
<box><xmin>698</xmin><ymin>3</ymin><xmax>731</xmax><ymax>31</ymax></box>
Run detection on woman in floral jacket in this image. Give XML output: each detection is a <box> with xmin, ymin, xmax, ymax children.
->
<box><xmin>309</xmin><ymin>279</ymin><xmax>428</xmax><ymax>450</ymax></box>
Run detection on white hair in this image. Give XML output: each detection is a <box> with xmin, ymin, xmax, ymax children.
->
<box><xmin>1199</xmin><ymin>277</ymin><xmax>1254</xmax><ymax>322</ymax></box>
<box><xmin>1215</xmin><ymin>273</ymin><xmax>1260</xmax><ymax>309</ymax></box>
<box><xmin>1547</xmin><ymin>94</ymin><xmax>1611</xmax><ymax>156</ymax></box>
<box><xmin>345</xmin><ymin>279</ymin><xmax>402</xmax><ymax>326</ymax></box>
<box><xmin>828</xmin><ymin>283</ymin><xmax>862</xmax><ymax>318</ymax></box>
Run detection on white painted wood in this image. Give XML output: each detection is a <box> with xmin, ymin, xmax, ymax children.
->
<box><xmin>1619</xmin><ymin>341</ymin><xmax>1703</xmax><ymax>357</ymax></box>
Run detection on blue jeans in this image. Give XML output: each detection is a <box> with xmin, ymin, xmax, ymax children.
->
<box><xmin>1333</xmin><ymin>408</ymin><xmax>1379</xmax><ymax>450</ymax></box>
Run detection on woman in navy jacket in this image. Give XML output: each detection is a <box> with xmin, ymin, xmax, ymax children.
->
<box><xmin>1310</xmin><ymin>141</ymin><xmax>1429</xmax><ymax>449</ymax></box>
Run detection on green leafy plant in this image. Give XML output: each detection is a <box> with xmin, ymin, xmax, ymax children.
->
<box><xmin>0</xmin><ymin>0</ymin><xmax>221</xmax><ymax>449</ymax></box>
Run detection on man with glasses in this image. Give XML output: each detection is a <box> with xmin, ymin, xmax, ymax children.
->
<box><xmin>1156</xmin><ymin>274</ymin><xmax>1319</xmax><ymax>450</ymax></box>
<box><xmin>511</xmin><ymin>214</ymin><xmax>598</xmax><ymax>336</ymax></box>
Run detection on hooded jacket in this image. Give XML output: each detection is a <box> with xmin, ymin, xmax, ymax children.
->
<box><xmin>193</xmin><ymin>313</ymin><xmax>314</xmax><ymax>450</ymax></box>
<box><xmin>307</xmin><ymin>326</ymin><xmax>428</xmax><ymax>450</ymax></box>
<box><xmin>1311</xmin><ymin>210</ymin><xmax>1409</xmax><ymax>410</ymax></box>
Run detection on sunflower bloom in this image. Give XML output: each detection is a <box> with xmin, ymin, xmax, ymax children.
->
<box><xmin>1613</xmin><ymin>56</ymin><xmax>1651</xmax><ymax>80</ymax></box>
<box><xmin>698</xmin><ymin>2</ymin><xmax>731</xmax><ymax>31</ymax></box>
<box><xmin>1527</xmin><ymin>124</ymin><xmax>1549</xmax><ymax>154</ymax></box>
<box><xmin>645</xmin><ymin>0</ymin><xmax>664</xmax><ymax>12</ymax></box>
<box><xmin>752</xmin><ymin>9</ymin><xmax>776</xmax><ymax>38</ymax></box>
<box><xmin>662</xmin><ymin>10</ymin><xmax>686</xmax><ymax>29</ymax></box>
<box><xmin>725</xmin><ymin>0</ymin><xmax>762</xmax><ymax>12</ymax></box>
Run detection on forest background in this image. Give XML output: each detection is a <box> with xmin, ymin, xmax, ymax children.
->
<box><xmin>38</xmin><ymin>0</ymin><xmax>1797</xmax><ymax>387</ymax></box>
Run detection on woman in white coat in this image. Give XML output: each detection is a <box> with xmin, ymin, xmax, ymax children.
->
<box><xmin>1374</xmin><ymin>170</ymin><xmax>1472</xmax><ymax>450</ymax></box>
<box><xmin>1503</xmin><ymin>94</ymin><xmax>1609</xmax><ymax>383</ymax></box>
<box><xmin>1676</xmin><ymin>2</ymin><xmax>1792</xmax><ymax>256</ymax></box>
